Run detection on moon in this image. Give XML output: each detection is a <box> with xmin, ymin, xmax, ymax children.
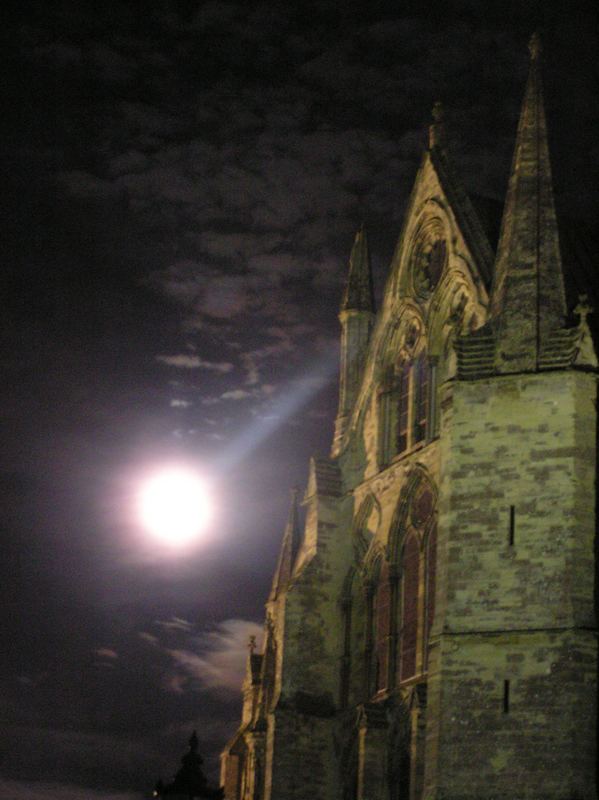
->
<box><xmin>138</xmin><ymin>466</ymin><xmax>212</xmax><ymax>546</ymax></box>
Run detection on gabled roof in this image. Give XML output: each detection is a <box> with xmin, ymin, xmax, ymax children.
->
<box><xmin>429</xmin><ymin>146</ymin><xmax>495</xmax><ymax>289</ymax></box>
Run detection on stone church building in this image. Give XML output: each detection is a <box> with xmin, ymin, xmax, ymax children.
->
<box><xmin>220</xmin><ymin>35</ymin><xmax>597</xmax><ymax>799</ymax></box>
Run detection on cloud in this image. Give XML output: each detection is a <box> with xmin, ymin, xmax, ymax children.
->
<box><xmin>170</xmin><ymin>399</ymin><xmax>193</xmax><ymax>407</ymax></box>
<box><xmin>155</xmin><ymin>617</ymin><xmax>193</xmax><ymax>633</ymax></box>
<box><xmin>108</xmin><ymin>149</ymin><xmax>149</xmax><ymax>176</ymax></box>
<box><xmin>95</xmin><ymin>648</ymin><xmax>118</xmax><ymax>660</ymax></box>
<box><xmin>156</xmin><ymin>355</ymin><xmax>233</xmax><ymax>372</ymax></box>
<box><xmin>17</xmin><ymin>672</ymin><xmax>47</xmax><ymax>688</ymax></box>
<box><xmin>165</xmin><ymin>619</ymin><xmax>263</xmax><ymax>692</ymax></box>
<box><xmin>220</xmin><ymin>389</ymin><xmax>253</xmax><ymax>401</ymax></box>
<box><xmin>138</xmin><ymin>632</ymin><xmax>159</xmax><ymax>645</ymax></box>
<box><xmin>56</xmin><ymin>170</ymin><xmax>119</xmax><ymax>200</ymax></box>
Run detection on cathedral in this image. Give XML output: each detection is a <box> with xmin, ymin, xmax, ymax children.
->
<box><xmin>220</xmin><ymin>35</ymin><xmax>598</xmax><ymax>799</ymax></box>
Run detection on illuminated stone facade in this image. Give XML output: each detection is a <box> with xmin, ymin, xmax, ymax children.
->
<box><xmin>220</xmin><ymin>36</ymin><xmax>598</xmax><ymax>800</ymax></box>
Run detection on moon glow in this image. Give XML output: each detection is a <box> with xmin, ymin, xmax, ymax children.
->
<box><xmin>138</xmin><ymin>467</ymin><xmax>212</xmax><ymax>546</ymax></box>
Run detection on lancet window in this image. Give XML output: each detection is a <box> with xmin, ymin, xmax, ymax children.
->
<box><xmin>397</xmin><ymin>360</ymin><xmax>411</xmax><ymax>454</ymax></box>
<box><xmin>373</xmin><ymin>560</ymin><xmax>391</xmax><ymax>692</ymax></box>
<box><xmin>396</xmin><ymin>482</ymin><xmax>437</xmax><ymax>684</ymax></box>
<box><xmin>377</xmin><ymin>349</ymin><xmax>434</xmax><ymax>467</ymax></box>
<box><xmin>399</xmin><ymin>533</ymin><xmax>419</xmax><ymax>682</ymax></box>
<box><xmin>424</xmin><ymin>520</ymin><xmax>437</xmax><ymax>667</ymax></box>
<box><xmin>377</xmin><ymin>367</ymin><xmax>396</xmax><ymax>468</ymax></box>
<box><xmin>414</xmin><ymin>355</ymin><xmax>428</xmax><ymax>444</ymax></box>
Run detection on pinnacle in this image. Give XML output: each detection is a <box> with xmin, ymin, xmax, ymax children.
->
<box><xmin>528</xmin><ymin>31</ymin><xmax>542</xmax><ymax>61</ymax></box>
<box><xmin>340</xmin><ymin>225</ymin><xmax>375</xmax><ymax>313</ymax></box>
<box><xmin>428</xmin><ymin>100</ymin><xmax>445</xmax><ymax>149</ymax></box>
<box><xmin>490</xmin><ymin>33</ymin><xmax>566</xmax><ymax>372</ymax></box>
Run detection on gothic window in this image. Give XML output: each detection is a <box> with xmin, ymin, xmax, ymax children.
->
<box><xmin>414</xmin><ymin>355</ymin><xmax>428</xmax><ymax>443</ymax></box>
<box><xmin>377</xmin><ymin>368</ymin><xmax>396</xmax><ymax>468</ymax></box>
<box><xmin>400</xmin><ymin>533</ymin><xmax>420</xmax><ymax>682</ymax></box>
<box><xmin>374</xmin><ymin>561</ymin><xmax>391</xmax><ymax>692</ymax></box>
<box><xmin>412</xmin><ymin>229</ymin><xmax>447</xmax><ymax>298</ymax></box>
<box><xmin>379</xmin><ymin>350</ymin><xmax>434</xmax><ymax>467</ymax></box>
<box><xmin>343</xmin><ymin>571</ymin><xmax>367</xmax><ymax>706</ymax></box>
<box><xmin>397</xmin><ymin>361</ymin><xmax>411</xmax><ymax>454</ymax></box>
<box><xmin>424</xmin><ymin>520</ymin><xmax>437</xmax><ymax>667</ymax></box>
<box><xmin>428</xmin><ymin>238</ymin><xmax>447</xmax><ymax>288</ymax></box>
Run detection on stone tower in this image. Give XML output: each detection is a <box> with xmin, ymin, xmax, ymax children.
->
<box><xmin>425</xmin><ymin>33</ymin><xmax>597</xmax><ymax>798</ymax></box>
<box><xmin>220</xmin><ymin>35</ymin><xmax>597</xmax><ymax>800</ymax></box>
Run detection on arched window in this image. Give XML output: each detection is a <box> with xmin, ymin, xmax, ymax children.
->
<box><xmin>424</xmin><ymin>520</ymin><xmax>437</xmax><ymax>668</ymax></box>
<box><xmin>400</xmin><ymin>533</ymin><xmax>420</xmax><ymax>682</ymax></box>
<box><xmin>378</xmin><ymin>348</ymin><xmax>435</xmax><ymax>467</ymax></box>
<box><xmin>377</xmin><ymin>368</ymin><xmax>396</xmax><ymax>468</ymax></box>
<box><xmin>374</xmin><ymin>561</ymin><xmax>391</xmax><ymax>692</ymax></box>
<box><xmin>342</xmin><ymin>571</ymin><xmax>368</xmax><ymax>706</ymax></box>
<box><xmin>397</xmin><ymin>361</ymin><xmax>411</xmax><ymax>454</ymax></box>
<box><xmin>414</xmin><ymin>355</ymin><xmax>428</xmax><ymax>443</ymax></box>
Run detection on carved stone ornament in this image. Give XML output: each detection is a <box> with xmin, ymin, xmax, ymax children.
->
<box><xmin>371</xmin><ymin>463</ymin><xmax>404</xmax><ymax>497</ymax></box>
<box><xmin>412</xmin><ymin>224</ymin><xmax>447</xmax><ymax>298</ymax></box>
<box><xmin>404</xmin><ymin>320</ymin><xmax>420</xmax><ymax>350</ymax></box>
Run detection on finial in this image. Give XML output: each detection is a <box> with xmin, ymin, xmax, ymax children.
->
<box><xmin>188</xmin><ymin>731</ymin><xmax>199</xmax><ymax>752</ymax></box>
<box><xmin>248</xmin><ymin>635</ymin><xmax>257</xmax><ymax>655</ymax></box>
<box><xmin>429</xmin><ymin>100</ymin><xmax>445</xmax><ymax>149</ymax></box>
<box><xmin>575</xmin><ymin>294</ymin><xmax>593</xmax><ymax>326</ymax></box>
<box><xmin>528</xmin><ymin>32</ymin><xmax>542</xmax><ymax>61</ymax></box>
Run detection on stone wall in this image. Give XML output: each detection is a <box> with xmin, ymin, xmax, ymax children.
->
<box><xmin>425</xmin><ymin>369</ymin><xmax>598</xmax><ymax>798</ymax></box>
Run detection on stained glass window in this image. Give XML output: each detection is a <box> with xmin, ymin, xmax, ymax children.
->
<box><xmin>400</xmin><ymin>534</ymin><xmax>419</xmax><ymax>682</ymax></box>
<box><xmin>374</xmin><ymin>561</ymin><xmax>390</xmax><ymax>692</ymax></box>
<box><xmin>397</xmin><ymin>361</ymin><xmax>411</xmax><ymax>454</ymax></box>
<box><xmin>414</xmin><ymin>356</ymin><xmax>428</xmax><ymax>443</ymax></box>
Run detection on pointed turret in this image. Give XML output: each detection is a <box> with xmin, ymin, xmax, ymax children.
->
<box><xmin>428</xmin><ymin>100</ymin><xmax>446</xmax><ymax>150</ymax></box>
<box><xmin>340</xmin><ymin>224</ymin><xmax>375</xmax><ymax>313</ymax></box>
<box><xmin>490</xmin><ymin>33</ymin><xmax>567</xmax><ymax>372</ymax></box>
<box><xmin>269</xmin><ymin>489</ymin><xmax>301</xmax><ymax>601</ymax></box>
<box><xmin>333</xmin><ymin>226</ymin><xmax>376</xmax><ymax>454</ymax></box>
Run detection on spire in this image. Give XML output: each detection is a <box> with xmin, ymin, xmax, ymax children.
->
<box><xmin>269</xmin><ymin>489</ymin><xmax>301</xmax><ymax>600</ymax></box>
<box><xmin>490</xmin><ymin>32</ymin><xmax>567</xmax><ymax>372</ymax></box>
<box><xmin>428</xmin><ymin>100</ymin><xmax>446</xmax><ymax>150</ymax></box>
<box><xmin>333</xmin><ymin>226</ymin><xmax>376</xmax><ymax>454</ymax></box>
<box><xmin>340</xmin><ymin>224</ymin><xmax>375</xmax><ymax>313</ymax></box>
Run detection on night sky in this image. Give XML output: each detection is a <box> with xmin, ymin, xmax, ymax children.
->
<box><xmin>2</xmin><ymin>2</ymin><xmax>598</xmax><ymax>798</ymax></box>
